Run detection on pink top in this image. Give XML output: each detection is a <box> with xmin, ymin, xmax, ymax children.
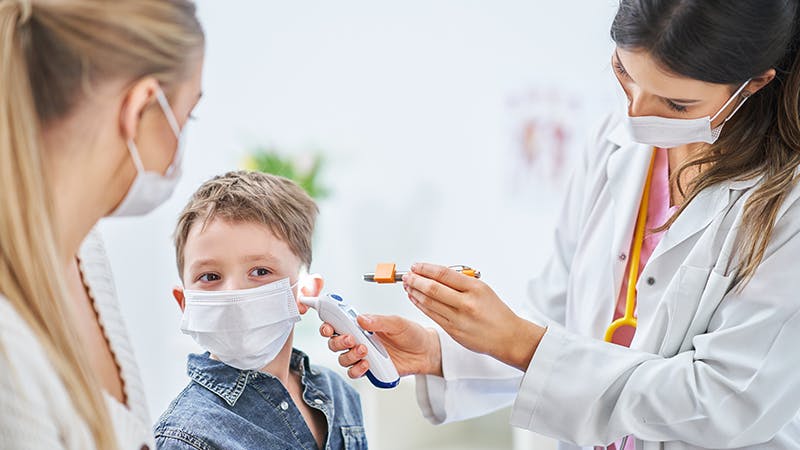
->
<box><xmin>598</xmin><ymin>148</ymin><xmax>676</xmax><ymax>450</ymax></box>
<box><xmin>610</xmin><ymin>147</ymin><xmax>677</xmax><ymax>347</ymax></box>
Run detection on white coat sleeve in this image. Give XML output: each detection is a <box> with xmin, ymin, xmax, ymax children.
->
<box><xmin>415</xmin><ymin>115</ymin><xmax>618</xmax><ymax>425</ymax></box>
<box><xmin>510</xmin><ymin>201</ymin><xmax>800</xmax><ymax>448</ymax></box>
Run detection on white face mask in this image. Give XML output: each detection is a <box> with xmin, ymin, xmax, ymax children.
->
<box><xmin>111</xmin><ymin>87</ymin><xmax>185</xmax><ymax>217</ymax></box>
<box><xmin>180</xmin><ymin>278</ymin><xmax>301</xmax><ymax>371</ymax></box>
<box><xmin>623</xmin><ymin>79</ymin><xmax>751</xmax><ymax>148</ymax></box>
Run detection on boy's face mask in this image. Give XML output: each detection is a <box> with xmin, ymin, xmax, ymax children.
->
<box><xmin>180</xmin><ymin>277</ymin><xmax>301</xmax><ymax>370</ymax></box>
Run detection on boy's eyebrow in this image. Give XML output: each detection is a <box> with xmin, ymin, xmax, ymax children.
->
<box><xmin>241</xmin><ymin>254</ymin><xmax>278</xmax><ymax>263</ymax></box>
<box><xmin>188</xmin><ymin>258</ymin><xmax>218</xmax><ymax>271</ymax></box>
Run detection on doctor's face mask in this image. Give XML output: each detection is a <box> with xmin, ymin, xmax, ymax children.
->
<box><xmin>612</xmin><ymin>49</ymin><xmax>752</xmax><ymax>148</ymax></box>
<box><xmin>621</xmin><ymin>80</ymin><xmax>751</xmax><ymax>148</ymax></box>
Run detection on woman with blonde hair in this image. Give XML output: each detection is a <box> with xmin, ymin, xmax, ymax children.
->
<box><xmin>0</xmin><ymin>0</ymin><xmax>204</xmax><ymax>448</ymax></box>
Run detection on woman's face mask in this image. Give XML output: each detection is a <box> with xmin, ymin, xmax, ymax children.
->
<box><xmin>110</xmin><ymin>87</ymin><xmax>186</xmax><ymax>217</ymax></box>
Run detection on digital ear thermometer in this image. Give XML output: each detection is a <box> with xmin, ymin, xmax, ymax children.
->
<box><xmin>300</xmin><ymin>294</ymin><xmax>400</xmax><ymax>389</ymax></box>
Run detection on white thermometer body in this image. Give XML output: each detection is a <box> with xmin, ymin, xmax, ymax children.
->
<box><xmin>300</xmin><ymin>294</ymin><xmax>400</xmax><ymax>388</ymax></box>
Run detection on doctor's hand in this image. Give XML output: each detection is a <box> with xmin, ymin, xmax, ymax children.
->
<box><xmin>404</xmin><ymin>262</ymin><xmax>546</xmax><ymax>372</ymax></box>
<box><xmin>320</xmin><ymin>315</ymin><xmax>443</xmax><ymax>379</ymax></box>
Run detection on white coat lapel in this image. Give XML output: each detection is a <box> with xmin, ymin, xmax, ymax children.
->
<box><xmin>647</xmin><ymin>184</ymin><xmax>730</xmax><ymax>265</ymax></box>
<box><xmin>606</xmin><ymin>123</ymin><xmax>653</xmax><ymax>303</ymax></box>
<box><xmin>647</xmin><ymin>173</ymin><xmax>761</xmax><ymax>266</ymax></box>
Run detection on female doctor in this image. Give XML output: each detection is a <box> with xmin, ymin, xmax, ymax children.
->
<box><xmin>323</xmin><ymin>1</ymin><xmax>800</xmax><ymax>448</ymax></box>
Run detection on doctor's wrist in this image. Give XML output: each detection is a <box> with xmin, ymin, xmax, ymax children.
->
<box><xmin>425</xmin><ymin>327</ymin><xmax>443</xmax><ymax>377</ymax></box>
<box><xmin>502</xmin><ymin>318</ymin><xmax>545</xmax><ymax>372</ymax></box>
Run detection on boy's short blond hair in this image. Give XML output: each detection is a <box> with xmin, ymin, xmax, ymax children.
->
<box><xmin>174</xmin><ymin>170</ymin><xmax>319</xmax><ymax>278</ymax></box>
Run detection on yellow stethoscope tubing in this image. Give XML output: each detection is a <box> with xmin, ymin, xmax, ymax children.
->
<box><xmin>604</xmin><ymin>149</ymin><xmax>657</xmax><ymax>343</ymax></box>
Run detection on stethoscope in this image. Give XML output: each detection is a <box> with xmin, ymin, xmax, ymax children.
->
<box><xmin>601</xmin><ymin>149</ymin><xmax>656</xmax><ymax>450</ymax></box>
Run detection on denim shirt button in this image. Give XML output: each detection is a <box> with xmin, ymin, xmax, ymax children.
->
<box><xmin>279</xmin><ymin>401</ymin><xmax>289</xmax><ymax>411</ymax></box>
<box><xmin>314</xmin><ymin>399</ymin><xmax>323</xmax><ymax>405</ymax></box>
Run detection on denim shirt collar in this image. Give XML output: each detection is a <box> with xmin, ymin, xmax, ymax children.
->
<box><xmin>187</xmin><ymin>349</ymin><xmax>318</xmax><ymax>407</ymax></box>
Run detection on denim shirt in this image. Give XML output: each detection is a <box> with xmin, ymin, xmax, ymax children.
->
<box><xmin>154</xmin><ymin>350</ymin><xmax>367</xmax><ymax>450</ymax></box>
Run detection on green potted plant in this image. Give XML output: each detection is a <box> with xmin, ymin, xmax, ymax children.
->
<box><xmin>243</xmin><ymin>146</ymin><xmax>330</xmax><ymax>200</ymax></box>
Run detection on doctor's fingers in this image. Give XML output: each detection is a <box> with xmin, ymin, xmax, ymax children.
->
<box><xmin>406</xmin><ymin>286</ymin><xmax>456</xmax><ymax>319</ymax></box>
<box><xmin>338</xmin><ymin>344</ymin><xmax>368</xmax><ymax>368</ymax></box>
<box><xmin>327</xmin><ymin>334</ymin><xmax>357</xmax><ymax>352</ymax></box>
<box><xmin>406</xmin><ymin>287</ymin><xmax>453</xmax><ymax>329</ymax></box>
<box><xmin>319</xmin><ymin>323</ymin><xmax>335</xmax><ymax>338</ymax></box>
<box><xmin>403</xmin><ymin>272</ymin><xmax>461</xmax><ymax>308</ymax></box>
<box><xmin>409</xmin><ymin>262</ymin><xmax>474</xmax><ymax>292</ymax></box>
<box><xmin>348</xmin><ymin>360</ymin><xmax>370</xmax><ymax>379</ymax></box>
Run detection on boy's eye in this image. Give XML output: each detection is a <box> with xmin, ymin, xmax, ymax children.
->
<box><xmin>198</xmin><ymin>273</ymin><xmax>220</xmax><ymax>282</ymax></box>
<box><xmin>250</xmin><ymin>268</ymin><xmax>271</xmax><ymax>277</ymax></box>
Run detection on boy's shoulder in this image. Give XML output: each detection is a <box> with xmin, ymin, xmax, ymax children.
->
<box><xmin>153</xmin><ymin>380</ymin><xmax>231</xmax><ymax>450</ymax></box>
<box><xmin>154</xmin><ymin>351</ymin><xmax>365</xmax><ymax>450</ymax></box>
<box><xmin>153</xmin><ymin>353</ymin><xmax>268</xmax><ymax>450</ymax></box>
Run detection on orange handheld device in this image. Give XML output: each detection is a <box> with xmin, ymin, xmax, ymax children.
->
<box><xmin>363</xmin><ymin>263</ymin><xmax>481</xmax><ymax>283</ymax></box>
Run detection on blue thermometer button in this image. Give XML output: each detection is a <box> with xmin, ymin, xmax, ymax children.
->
<box><xmin>330</xmin><ymin>294</ymin><xmax>343</xmax><ymax>302</ymax></box>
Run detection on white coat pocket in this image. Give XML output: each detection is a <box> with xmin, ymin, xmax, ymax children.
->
<box><xmin>658</xmin><ymin>265</ymin><xmax>711</xmax><ymax>356</ymax></box>
<box><xmin>677</xmin><ymin>269</ymin><xmax>735</xmax><ymax>354</ymax></box>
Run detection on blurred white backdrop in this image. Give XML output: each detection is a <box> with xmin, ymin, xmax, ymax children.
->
<box><xmin>98</xmin><ymin>1</ymin><xmax>619</xmax><ymax>449</ymax></box>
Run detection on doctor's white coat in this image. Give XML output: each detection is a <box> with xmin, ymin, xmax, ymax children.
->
<box><xmin>415</xmin><ymin>113</ymin><xmax>800</xmax><ymax>449</ymax></box>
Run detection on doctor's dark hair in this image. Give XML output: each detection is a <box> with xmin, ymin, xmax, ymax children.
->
<box><xmin>611</xmin><ymin>0</ymin><xmax>800</xmax><ymax>288</ymax></box>
<box><xmin>0</xmin><ymin>1</ymin><xmax>203</xmax><ymax>449</ymax></box>
<box><xmin>173</xmin><ymin>170</ymin><xmax>319</xmax><ymax>280</ymax></box>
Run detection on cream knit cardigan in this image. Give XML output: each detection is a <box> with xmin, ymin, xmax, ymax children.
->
<box><xmin>0</xmin><ymin>228</ymin><xmax>154</xmax><ymax>449</ymax></box>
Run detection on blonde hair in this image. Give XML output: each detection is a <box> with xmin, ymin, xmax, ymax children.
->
<box><xmin>174</xmin><ymin>170</ymin><xmax>319</xmax><ymax>279</ymax></box>
<box><xmin>0</xmin><ymin>1</ymin><xmax>203</xmax><ymax>448</ymax></box>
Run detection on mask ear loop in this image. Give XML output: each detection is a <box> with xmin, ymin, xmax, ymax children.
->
<box><xmin>125</xmin><ymin>139</ymin><xmax>146</xmax><ymax>173</ymax></box>
<box><xmin>722</xmin><ymin>89</ymin><xmax>752</xmax><ymax>123</ymax></box>
<box><xmin>154</xmin><ymin>87</ymin><xmax>185</xmax><ymax>177</ymax></box>
<box><xmin>710</xmin><ymin>79</ymin><xmax>752</xmax><ymax>123</ymax></box>
<box><xmin>155</xmin><ymin>88</ymin><xmax>182</xmax><ymax>136</ymax></box>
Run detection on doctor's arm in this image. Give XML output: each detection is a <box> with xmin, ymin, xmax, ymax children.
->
<box><xmin>508</xmin><ymin>260</ymin><xmax>800</xmax><ymax>448</ymax></box>
<box><xmin>407</xmin><ymin>210</ymin><xmax>800</xmax><ymax>447</ymax></box>
<box><xmin>519</xmin><ymin>198</ymin><xmax>800</xmax><ymax>448</ymax></box>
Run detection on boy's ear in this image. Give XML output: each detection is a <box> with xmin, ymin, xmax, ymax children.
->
<box><xmin>296</xmin><ymin>273</ymin><xmax>324</xmax><ymax>315</ymax></box>
<box><xmin>172</xmin><ymin>285</ymin><xmax>186</xmax><ymax>311</ymax></box>
<box><xmin>301</xmin><ymin>273</ymin><xmax>324</xmax><ymax>297</ymax></box>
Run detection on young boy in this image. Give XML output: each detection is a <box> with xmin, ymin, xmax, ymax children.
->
<box><xmin>154</xmin><ymin>171</ymin><xmax>367</xmax><ymax>450</ymax></box>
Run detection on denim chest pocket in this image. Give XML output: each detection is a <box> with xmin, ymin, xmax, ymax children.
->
<box><xmin>340</xmin><ymin>425</ymin><xmax>368</xmax><ymax>450</ymax></box>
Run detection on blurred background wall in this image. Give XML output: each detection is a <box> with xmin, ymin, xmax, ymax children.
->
<box><xmin>98</xmin><ymin>1</ymin><xmax>620</xmax><ymax>448</ymax></box>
